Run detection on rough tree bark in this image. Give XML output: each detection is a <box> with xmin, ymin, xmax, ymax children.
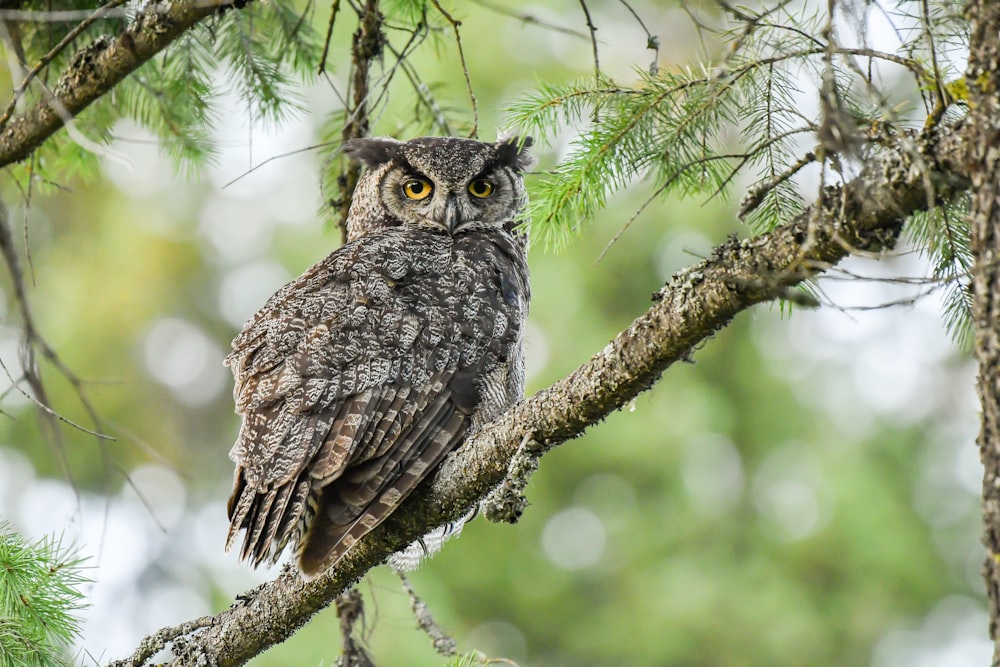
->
<box><xmin>334</xmin><ymin>0</ymin><xmax>383</xmax><ymax>243</ymax></box>
<box><xmin>966</xmin><ymin>0</ymin><xmax>1000</xmax><ymax>663</ymax></box>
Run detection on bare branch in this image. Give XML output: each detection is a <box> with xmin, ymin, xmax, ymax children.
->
<box><xmin>616</xmin><ymin>0</ymin><xmax>659</xmax><ymax>73</ymax></box>
<box><xmin>318</xmin><ymin>0</ymin><xmax>342</xmax><ymax>75</ymax></box>
<box><xmin>334</xmin><ymin>0</ymin><xmax>383</xmax><ymax>243</ymax></box>
<box><xmin>469</xmin><ymin>0</ymin><xmax>590</xmax><ymax>40</ymax></box>
<box><xmin>334</xmin><ymin>589</ymin><xmax>375</xmax><ymax>667</ymax></box>
<box><xmin>399</xmin><ymin>572</ymin><xmax>458</xmax><ymax>658</ymax></box>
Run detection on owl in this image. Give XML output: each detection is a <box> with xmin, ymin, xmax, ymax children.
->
<box><xmin>225</xmin><ymin>135</ymin><xmax>534</xmax><ymax>578</ymax></box>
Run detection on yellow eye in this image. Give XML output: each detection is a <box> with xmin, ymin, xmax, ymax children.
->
<box><xmin>402</xmin><ymin>178</ymin><xmax>433</xmax><ymax>200</ymax></box>
<box><xmin>468</xmin><ymin>178</ymin><xmax>495</xmax><ymax>198</ymax></box>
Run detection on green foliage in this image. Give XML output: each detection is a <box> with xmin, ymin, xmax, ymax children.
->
<box><xmin>506</xmin><ymin>0</ymin><xmax>972</xmax><ymax>339</ymax></box>
<box><xmin>905</xmin><ymin>197</ymin><xmax>974</xmax><ymax>348</ymax></box>
<box><xmin>116</xmin><ymin>31</ymin><xmax>219</xmax><ymax>174</ymax></box>
<box><xmin>506</xmin><ymin>6</ymin><xmax>911</xmax><ymax>246</ymax></box>
<box><xmin>444</xmin><ymin>653</ymin><xmax>477</xmax><ymax>667</ymax></box>
<box><xmin>0</xmin><ymin>524</ymin><xmax>89</xmax><ymax>667</ymax></box>
<box><xmin>214</xmin><ymin>2</ymin><xmax>315</xmax><ymax>128</ymax></box>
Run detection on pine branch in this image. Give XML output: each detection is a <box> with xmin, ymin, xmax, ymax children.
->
<box><xmin>0</xmin><ymin>0</ymin><xmax>242</xmax><ymax>168</ymax></box>
<box><xmin>0</xmin><ymin>525</ymin><xmax>89</xmax><ymax>667</ymax></box>
<box><xmin>106</xmin><ymin>117</ymin><xmax>970</xmax><ymax>667</ymax></box>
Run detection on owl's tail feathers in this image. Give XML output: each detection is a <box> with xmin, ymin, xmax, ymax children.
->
<box><xmin>225</xmin><ymin>469</ymin><xmax>311</xmax><ymax>568</ymax></box>
<box><xmin>297</xmin><ymin>393</ymin><xmax>467</xmax><ymax>579</ymax></box>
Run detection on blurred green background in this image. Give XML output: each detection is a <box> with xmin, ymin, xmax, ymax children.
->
<box><xmin>0</xmin><ymin>1</ymin><xmax>985</xmax><ymax>665</ymax></box>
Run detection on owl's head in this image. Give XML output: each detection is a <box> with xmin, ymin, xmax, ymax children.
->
<box><xmin>343</xmin><ymin>135</ymin><xmax>535</xmax><ymax>241</ymax></box>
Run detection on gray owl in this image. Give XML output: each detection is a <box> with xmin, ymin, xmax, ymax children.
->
<box><xmin>225</xmin><ymin>135</ymin><xmax>534</xmax><ymax>578</ymax></box>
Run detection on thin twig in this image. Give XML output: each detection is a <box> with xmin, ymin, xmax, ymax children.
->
<box><xmin>429</xmin><ymin>0</ymin><xmax>478</xmax><ymax>137</ymax></box>
<box><xmin>398</xmin><ymin>572</ymin><xmax>458</xmax><ymax>657</ymax></box>
<box><xmin>0</xmin><ymin>356</ymin><xmax>111</xmax><ymax>441</ymax></box>
<box><xmin>921</xmin><ymin>0</ymin><xmax>947</xmax><ymax>110</ymax></box>
<box><xmin>365</xmin><ymin>17</ymin><xmax>429</xmax><ymax>124</ymax></box>
<box><xmin>469</xmin><ymin>0</ymin><xmax>589</xmax><ymax>39</ymax></box>
<box><xmin>616</xmin><ymin>0</ymin><xmax>659</xmax><ymax>72</ymax></box>
<box><xmin>739</xmin><ymin>151</ymin><xmax>817</xmax><ymax>219</ymax></box>
<box><xmin>22</xmin><ymin>152</ymin><xmax>36</xmax><ymax>285</ymax></box>
<box><xmin>222</xmin><ymin>141</ymin><xmax>338</xmax><ymax>189</ymax></box>
<box><xmin>578</xmin><ymin>0</ymin><xmax>600</xmax><ymax>80</ymax></box>
<box><xmin>318</xmin><ymin>0</ymin><xmax>341</xmax><ymax>74</ymax></box>
<box><xmin>385</xmin><ymin>48</ymin><xmax>452</xmax><ymax>134</ymax></box>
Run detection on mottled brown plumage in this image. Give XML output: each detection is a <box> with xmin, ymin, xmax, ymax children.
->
<box><xmin>225</xmin><ymin>136</ymin><xmax>533</xmax><ymax>577</ymax></box>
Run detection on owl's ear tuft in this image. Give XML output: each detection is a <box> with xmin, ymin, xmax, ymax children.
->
<box><xmin>343</xmin><ymin>137</ymin><xmax>404</xmax><ymax>168</ymax></box>
<box><xmin>495</xmin><ymin>135</ymin><xmax>536</xmax><ymax>172</ymax></box>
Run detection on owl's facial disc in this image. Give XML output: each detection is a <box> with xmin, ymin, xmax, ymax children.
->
<box><xmin>395</xmin><ymin>176</ymin><xmax>473</xmax><ymax>233</ymax></box>
<box><xmin>389</xmin><ymin>164</ymin><xmax>512</xmax><ymax>235</ymax></box>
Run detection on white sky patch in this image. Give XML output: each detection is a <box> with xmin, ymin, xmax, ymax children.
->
<box><xmin>198</xmin><ymin>194</ymin><xmax>276</xmax><ymax>264</ymax></box>
<box><xmin>104</xmin><ymin>121</ymin><xmax>181</xmax><ymax>198</ymax></box>
<box><xmin>122</xmin><ymin>464</ymin><xmax>188</xmax><ymax>532</ymax></box>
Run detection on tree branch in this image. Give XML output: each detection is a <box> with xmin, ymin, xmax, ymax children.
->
<box><xmin>964</xmin><ymin>0</ymin><xmax>1000</xmax><ymax>660</ymax></box>
<box><xmin>107</xmin><ymin>120</ymin><xmax>970</xmax><ymax>666</ymax></box>
<box><xmin>0</xmin><ymin>0</ymin><xmax>235</xmax><ymax>168</ymax></box>
<box><xmin>335</xmin><ymin>0</ymin><xmax>383</xmax><ymax>244</ymax></box>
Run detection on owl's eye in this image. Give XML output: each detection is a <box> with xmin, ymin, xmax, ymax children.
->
<box><xmin>402</xmin><ymin>178</ymin><xmax>433</xmax><ymax>200</ymax></box>
<box><xmin>468</xmin><ymin>178</ymin><xmax>495</xmax><ymax>199</ymax></box>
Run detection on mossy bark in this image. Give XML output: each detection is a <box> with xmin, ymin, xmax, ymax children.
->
<box><xmin>966</xmin><ymin>1</ymin><xmax>1000</xmax><ymax>663</ymax></box>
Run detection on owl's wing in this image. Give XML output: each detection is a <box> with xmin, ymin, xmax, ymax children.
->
<box><xmin>224</xmin><ymin>231</ymin><xmax>521</xmax><ymax>577</ymax></box>
<box><xmin>227</xmin><ymin>376</ymin><xmax>472</xmax><ymax>575</ymax></box>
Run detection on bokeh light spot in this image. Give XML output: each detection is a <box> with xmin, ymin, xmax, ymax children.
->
<box><xmin>541</xmin><ymin>506</ymin><xmax>607</xmax><ymax>570</ymax></box>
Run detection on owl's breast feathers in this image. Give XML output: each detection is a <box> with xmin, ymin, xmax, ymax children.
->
<box><xmin>225</xmin><ymin>226</ymin><xmax>529</xmax><ymax>576</ymax></box>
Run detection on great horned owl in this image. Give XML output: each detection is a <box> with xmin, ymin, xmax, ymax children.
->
<box><xmin>225</xmin><ymin>135</ymin><xmax>534</xmax><ymax>578</ymax></box>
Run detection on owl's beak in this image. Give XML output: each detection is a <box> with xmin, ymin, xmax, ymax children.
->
<box><xmin>442</xmin><ymin>196</ymin><xmax>460</xmax><ymax>233</ymax></box>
